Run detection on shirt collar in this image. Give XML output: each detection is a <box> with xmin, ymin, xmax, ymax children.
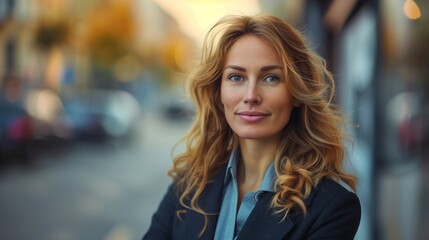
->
<box><xmin>224</xmin><ymin>148</ymin><xmax>276</xmax><ymax>193</ymax></box>
<box><xmin>258</xmin><ymin>163</ymin><xmax>275</xmax><ymax>192</ymax></box>
<box><xmin>224</xmin><ymin>148</ymin><xmax>239</xmax><ymax>184</ymax></box>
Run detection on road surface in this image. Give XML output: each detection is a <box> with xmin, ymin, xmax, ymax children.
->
<box><xmin>0</xmin><ymin>112</ymin><xmax>190</xmax><ymax>240</ymax></box>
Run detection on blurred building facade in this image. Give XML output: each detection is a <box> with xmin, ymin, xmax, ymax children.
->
<box><xmin>0</xmin><ymin>0</ymin><xmax>197</xmax><ymax>142</ymax></box>
<box><xmin>0</xmin><ymin>0</ymin><xmax>195</xmax><ymax>91</ymax></box>
<box><xmin>296</xmin><ymin>1</ymin><xmax>428</xmax><ymax>240</ymax></box>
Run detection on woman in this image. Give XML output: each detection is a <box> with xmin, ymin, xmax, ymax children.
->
<box><xmin>143</xmin><ymin>15</ymin><xmax>361</xmax><ymax>240</ymax></box>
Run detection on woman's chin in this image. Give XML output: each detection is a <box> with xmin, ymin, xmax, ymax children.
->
<box><xmin>235</xmin><ymin>132</ymin><xmax>277</xmax><ymax>141</ymax></box>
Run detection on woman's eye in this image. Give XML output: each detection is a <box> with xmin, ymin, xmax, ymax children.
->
<box><xmin>228</xmin><ymin>75</ymin><xmax>243</xmax><ymax>82</ymax></box>
<box><xmin>265</xmin><ymin>75</ymin><xmax>279</xmax><ymax>83</ymax></box>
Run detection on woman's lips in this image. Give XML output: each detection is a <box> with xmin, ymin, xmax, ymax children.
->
<box><xmin>236</xmin><ymin>111</ymin><xmax>270</xmax><ymax>123</ymax></box>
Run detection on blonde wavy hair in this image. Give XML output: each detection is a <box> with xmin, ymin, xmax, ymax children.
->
<box><xmin>168</xmin><ymin>15</ymin><xmax>356</xmax><ymax>234</ymax></box>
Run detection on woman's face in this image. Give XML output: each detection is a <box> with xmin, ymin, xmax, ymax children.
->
<box><xmin>220</xmin><ymin>34</ymin><xmax>297</xmax><ymax>141</ymax></box>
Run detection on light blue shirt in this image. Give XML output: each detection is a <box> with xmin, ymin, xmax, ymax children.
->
<box><xmin>214</xmin><ymin>149</ymin><xmax>276</xmax><ymax>240</ymax></box>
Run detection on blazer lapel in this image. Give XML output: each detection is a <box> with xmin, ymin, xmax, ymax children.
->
<box><xmin>237</xmin><ymin>180</ymin><xmax>322</xmax><ymax>240</ymax></box>
<box><xmin>237</xmin><ymin>192</ymin><xmax>298</xmax><ymax>240</ymax></box>
<box><xmin>185</xmin><ymin>168</ymin><xmax>227</xmax><ymax>239</ymax></box>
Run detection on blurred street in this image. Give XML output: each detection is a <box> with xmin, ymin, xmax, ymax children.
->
<box><xmin>0</xmin><ymin>111</ymin><xmax>190</xmax><ymax>240</ymax></box>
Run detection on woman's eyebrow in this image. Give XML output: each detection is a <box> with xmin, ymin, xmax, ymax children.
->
<box><xmin>224</xmin><ymin>65</ymin><xmax>283</xmax><ymax>72</ymax></box>
<box><xmin>260</xmin><ymin>65</ymin><xmax>284</xmax><ymax>72</ymax></box>
<box><xmin>224</xmin><ymin>65</ymin><xmax>246</xmax><ymax>71</ymax></box>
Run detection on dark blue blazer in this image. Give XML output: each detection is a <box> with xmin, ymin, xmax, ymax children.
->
<box><xmin>143</xmin><ymin>166</ymin><xmax>361</xmax><ymax>240</ymax></box>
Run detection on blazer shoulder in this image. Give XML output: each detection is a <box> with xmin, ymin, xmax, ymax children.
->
<box><xmin>305</xmin><ymin>177</ymin><xmax>360</xmax><ymax>216</ymax></box>
<box><xmin>295</xmin><ymin>178</ymin><xmax>361</xmax><ymax>240</ymax></box>
<box><xmin>143</xmin><ymin>182</ymin><xmax>182</xmax><ymax>240</ymax></box>
<box><xmin>314</xmin><ymin>178</ymin><xmax>357</xmax><ymax>199</ymax></box>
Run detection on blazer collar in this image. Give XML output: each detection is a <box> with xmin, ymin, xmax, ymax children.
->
<box><xmin>237</xmin><ymin>180</ymin><xmax>323</xmax><ymax>240</ymax></box>
<box><xmin>237</xmin><ymin>192</ymin><xmax>296</xmax><ymax>239</ymax></box>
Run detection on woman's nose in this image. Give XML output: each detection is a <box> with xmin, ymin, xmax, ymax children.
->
<box><xmin>243</xmin><ymin>82</ymin><xmax>261</xmax><ymax>105</ymax></box>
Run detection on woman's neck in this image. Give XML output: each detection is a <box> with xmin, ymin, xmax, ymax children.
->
<box><xmin>237</xmin><ymin>137</ymin><xmax>278</xmax><ymax>191</ymax></box>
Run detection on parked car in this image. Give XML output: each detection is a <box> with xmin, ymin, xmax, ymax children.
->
<box><xmin>0</xmin><ymin>95</ymin><xmax>33</xmax><ymax>163</ymax></box>
<box><xmin>61</xmin><ymin>89</ymin><xmax>141</xmax><ymax>141</ymax></box>
<box><xmin>161</xmin><ymin>88</ymin><xmax>195</xmax><ymax>121</ymax></box>
<box><xmin>24</xmin><ymin>88</ymin><xmax>70</xmax><ymax>141</ymax></box>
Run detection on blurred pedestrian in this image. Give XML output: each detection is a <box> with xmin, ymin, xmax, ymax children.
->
<box><xmin>143</xmin><ymin>15</ymin><xmax>360</xmax><ymax>240</ymax></box>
